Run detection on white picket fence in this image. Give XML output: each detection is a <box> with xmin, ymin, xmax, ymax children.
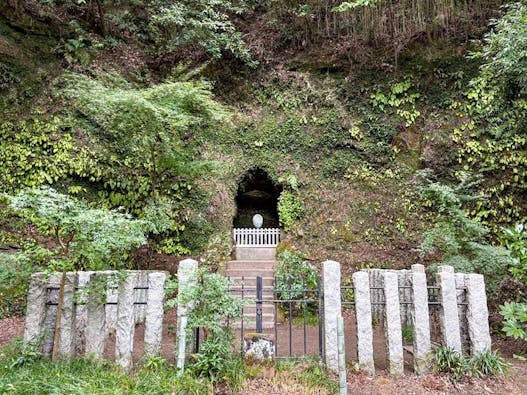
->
<box><xmin>233</xmin><ymin>228</ymin><xmax>280</xmax><ymax>247</ymax></box>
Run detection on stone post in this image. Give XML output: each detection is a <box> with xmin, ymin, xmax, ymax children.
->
<box><xmin>175</xmin><ymin>258</ymin><xmax>199</xmax><ymax>374</ymax></box>
<box><xmin>115</xmin><ymin>272</ymin><xmax>137</xmax><ymax>371</ymax></box>
<box><xmin>42</xmin><ymin>273</ymin><xmax>61</xmax><ymax>356</ymax></box>
<box><xmin>353</xmin><ymin>271</ymin><xmax>375</xmax><ymax>375</ymax></box>
<box><xmin>455</xmin><ymin>273</ymin><xmax>470</xmax><ymax>355</ymax></box>
<box><xmin>383</xmin><ymin>271</ymin><xmax>404</xmax><ymax>375</ymax></box>
<box><xmin>56</xmin><ymin>272</ymin><xmax>78</xmax><ymax>359</ymax></box>
<box><xmin>86</xmin><ymin>272</ymin><xmax>107</xmax><ymax>358</ymax></box>
<box><xmin>75</xmin><ymin>271</ymin><xmax>92</xmax><ymax>355</ymax></box>
<box><xmin>24</xmin><ymin>273</ymin><xmax>47</xmax><ymax>347</ymax></box>
<box><xmin>144</xmin><ymin>271</ymin><xmax>167</xmax><ymax>355</ymax></box>
<box><xmin>466</xmin><ymin>274</ymin><xmax>492</xmax><ymax>354</ymax></box>
<box><xmin>337</xmin><ymin>315</ymin><xmax>347</xmax><ymax>395</ymax></box>
<box><xmin>437</xmin><ymin>266</ymin><xmax>462</xmax><ymax>353</ymax></box>
<box><xmin>134</xmin><ymin>271</ymin><xmax>148</xmax><ymax>324</ymax></box>
<box><xmin>105</xmin><ymin>272</ymin><xmax>119</xmax><ymax>336</ymax></box>
<box><xmin>323</xmin><ymin>260</ymin><xmax>342</xmax><ymax>373</ymax></box>
<box><xmin>410</xmin><ymin>264</ymin><xmax>431</xmax><ymax>374</ymax></box>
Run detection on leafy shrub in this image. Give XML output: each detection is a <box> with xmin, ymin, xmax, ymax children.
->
<box><xmin>0</xmin><ymin>244</ymin><xmax>50</xmax><ymax>318</ymax></box>
<box><xmin>500</xmin><ymin>302</ymin><xmax>527</xmax><ymax>352</ymax></box>
<box><xmin>371</xmin><ymin>79</ymin><xmax>421</xmax><ymax>127</ymax></box>
<box><xmin>0</xmin><ymin>187</ymin><xmax>151</xmax><ymax>319</ymax></box>
<box><xmin>453</xmin><ymin>3</ymin><xmax>527</xmax><ymax>228</ymax></box>
<box><xmin>167</xmin><ymin>268</ymin><xmax>247</xmax><ymax>387</ymax></box>
<box><xmin>5</xmin><ymin>187</ymin><xmax>149</xmax><ymax>272</ymax></box>
<box><xmin>0</xmin><ymin>118</ymin><xmax>88</xmax><ymax>192</ymax></box>
<box><xmin>419</xmin><ymin>176</ymin><xmax>511</xmax><ymax>293</ymax></box>
<box><xmin>433</xmin><ymin>347</ymin><xmax>508</xmax><ymax>381</ymax></box>
<box><xmin>501</xmin><ymin>224</ymin><xmax>527</xmax><ymax>283</ymax></box>
<box><xmin>277</xmin><ymin>191</ymin><xmax>304</xmax><ymax>231</ymax></box>
<box><xmin>275</xmin><ymin>250</ymin><xmax>317</xmax><ymax>299</ymax></box>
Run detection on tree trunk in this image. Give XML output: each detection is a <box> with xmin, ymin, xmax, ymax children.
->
<box><xmin>95</xmin><ymin>0</ymin><xmax>106</xmax><ymax>37</ymax></box>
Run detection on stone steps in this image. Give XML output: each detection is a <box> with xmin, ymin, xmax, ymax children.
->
<box><xmin>224</xmin><ymin>258</ymin><xmax>276</xmax><ymax>329</ymax></box>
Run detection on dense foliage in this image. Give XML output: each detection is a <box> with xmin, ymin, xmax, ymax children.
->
<box><xmin>454</xmin><ymin>2</ymin><xmax>527</xmax><ymax>229</ymax></box>
<box><xmin>167</xmin><ymin>268</ymin><xmax>247</xmax><ymax>385</ymax></box>
<box><xmin>0</xmin><ymin>187</ymin><xmax>150</xmax><ymax>317</ymax></box>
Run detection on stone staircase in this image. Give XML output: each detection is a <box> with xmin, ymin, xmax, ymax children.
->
<box><xmin>225</xmin><ymin>260</ymin><xmax>276</xmax><ymax>329</ymax></box>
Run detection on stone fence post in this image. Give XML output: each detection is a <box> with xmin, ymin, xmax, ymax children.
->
<box><xmin>437</xmin><ymin>265</ymin><xmax>462</xmax><ymax>353</ymax></box>
<box><xmin>410</xmin><ymin>264</ymin><xmax>431</xmax><ymax>374</ymax></box>
<box><xmin>466</xmin><ymin>274</ymin><xmax>491</xmax><ymax>353</ymax></box>
<box><xmin>353</xmin><ymin>271</ymin><xmax>374</xmax><ymax>375</ymax></box>
<box><xmin>175</xmin><ymin>258</ymin><xmax>199</xmax><ymax>374</ymax></box>
<box><xmin>323</xmin><ymin>260</ymin><xmax>342</xmax><ymax>373</ymax></box>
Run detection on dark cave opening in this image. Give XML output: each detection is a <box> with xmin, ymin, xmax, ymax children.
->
<box><xmin>233</xmin><ymin>168</ymin><xmax>282</xmax><ymax>228</ymax></box>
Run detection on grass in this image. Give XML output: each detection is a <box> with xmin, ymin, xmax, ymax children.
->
<box><xmin>0</xmin><ymin>339</ymin><xmax>337</xmax><ymax>394</ymax></box>
<box><xmin>275</xmin><ymin>357</ymin><xmax>338</xmax><ymax>393</ymax></box>
<box><xmin>432</xmin><ymin>346</ymin><xmax>509</xmax><ymax>382</ymax></box>
<box><xmin>0</xmin><ymin>356</ymin><xmax>211</xmax><ymax>395</ymax></box>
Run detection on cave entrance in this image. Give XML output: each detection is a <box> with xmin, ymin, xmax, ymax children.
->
<box><xmin>233</xmin><ymin>168</ymin><xmax>282</xmax><ymax>228</ymax></box>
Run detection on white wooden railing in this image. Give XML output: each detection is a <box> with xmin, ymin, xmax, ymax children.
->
<box><xmin>233</xmin><ymin>228</ymin><xmax>280</xmax><ymax>247</ymax></box>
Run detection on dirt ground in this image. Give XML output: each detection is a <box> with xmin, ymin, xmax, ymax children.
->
<box><xmin>2</xmin><ymin>314</ymin><xmax>527</xmax><ymax>394</ymax></box>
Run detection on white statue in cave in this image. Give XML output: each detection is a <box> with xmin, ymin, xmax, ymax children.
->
<box><xmin>252</xmin><ymin>214</ymin><xmax>263</xmax><ymax>228</ymax></box>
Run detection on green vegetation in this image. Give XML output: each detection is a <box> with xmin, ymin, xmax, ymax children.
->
<box><xmin>167</xmin><ymin>268</ymin><xmax>247</xmax><ymax>386</ymax></box>
<box><xmin>0</xmin><ymin>339</ymin><xmax>212</xmax><ymax>394</ymax></box>
<box><xmin>0</xmin><ymin>187</ymin><xmax>150</xmax><ymax>318</ymax></box>
<box><xmin>1</xmin><ymin>0</ymin><xmax>527</xmax><ymax>390</ymax></box>
<box><xmin>0</xmin><ymin>339</ymin><xmax>338</xmax><ymax>394</ymax></box>
<box><xmin>432</xmin><ymin>346</ymin><xmax>508</xmax><ymax>382</ymax></box>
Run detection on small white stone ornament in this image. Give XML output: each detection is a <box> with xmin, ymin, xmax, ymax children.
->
<box><xmin>252</xmin><ymin>214</ymin><xmax>263</xmax><ymax>228</ymax></box>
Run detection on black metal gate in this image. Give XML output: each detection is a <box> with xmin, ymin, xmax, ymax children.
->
<box><xmin>230</xmin><ymin>275</ymin><xmax>324</xmax><ymax>359</ymax></box>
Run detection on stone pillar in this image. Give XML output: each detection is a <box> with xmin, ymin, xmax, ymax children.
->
<box><xmin>383</xmin><ymin>271</ymin><xmax>404</xmax><ymax>375</ymax></box>
<box><xmin>455</xmin><ymin>273</ymin><xmax>470</xmax><ymax>355</ymax></box>
<box><xmin>86</xmin><ymin>272</ymin><xmax>107</xmax><ymax>358</ymax></box>
<box><xmin>437</xmin><ymin>266</ymin><xmax>462</xmax><ymax>353</ymax></box>
<box><xmin>115</xmin><ymin>272</ymin><xmax>137</xmax><ymax>371</ymax></box>
<box><xmin>353</xmin><ymin>271</ymin><xmax>375</xmax><ymax>375</ymax></box>
<box><xmin>367</xmin><ymin>269</ymin><xmax>383</xmax><ymax>323</ymax></box>
<box><xmin>134</xmin><ymin>271</ymin><xmax>148</xmax><ymax>324</ymax></box>
<box><xmin>410</xmin><ymin>264</ymin><xmax>431</xmax><ymax>374</ymax></box>
<box><xmin>24</xmin><ymin>273</ymin><xmax>47</xmax><ymax>347</ymax></box>
<box><xmin>42</xmin><ymin>273</ymin><xmax>61</xmax><ymax>356</ymax></box>
<box><xmin>175</xmin><ymin>259</ymin><xmax>199</xmax><ymax>374</ymax></box>
<box><xmin>323</xmin><ymin>260</ymin><xmax>342</xmax><ymax>373</ymax></box>
<box><xmin>105</xmin><ymin>271</ymin><xmax>119</xmax><ymax>336</ymax></box>
<box><xmin>466</xmin><ymin>274</ymin><xmax>492</xmax><ymax>354</ymax></box>
<box><xmin>75</xmin><ymin>271</ymin><xmax>92</xmax><ymax>355</ymax></box>
<box><xmin>144</xmin><ymin>271</ymin><xmax>167</xmax><ymax>355</ymax></box>
<box><xmin>56</xmin><ymin>272</ymin><xmax>78</xmax><ymax>358</ymax></box>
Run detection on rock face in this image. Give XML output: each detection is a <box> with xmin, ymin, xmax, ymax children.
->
<box><xmin>323</xmin><ymin>260</ymin><xmax>342</xmax><ymax>373</ymax></box>
<box><xmin>244</xmin><ymin>334</ymin><xmax>275</xmax><ymax>360</ymax></box>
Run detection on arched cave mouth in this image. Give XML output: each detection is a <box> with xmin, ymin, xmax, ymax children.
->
<box><xmin>233</xmin><ymin>168</ymin><xmax>282</xmax><ymax>228</ymax></box>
